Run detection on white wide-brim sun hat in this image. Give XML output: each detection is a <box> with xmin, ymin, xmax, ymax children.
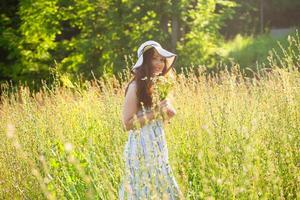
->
<box><xmin>131</xmin><ymin>40</ymin><xmax>177</xmax><ymax>74</ymax></box>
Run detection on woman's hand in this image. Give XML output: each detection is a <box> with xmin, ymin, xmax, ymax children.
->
<box><xmin>165</xmin><ymin>105</ymin><xmax>176</xmax><ymax>118</ymax></box>
<box><xmin>157</xmin><ymin>98</ymin><xmax>176</xmax><ymax>120</ymax></box>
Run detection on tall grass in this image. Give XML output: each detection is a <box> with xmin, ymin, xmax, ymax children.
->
<box><xmin>0</xmin><ymin>35</ymin><xmax>300</xmax><ymax>199</ymax></box>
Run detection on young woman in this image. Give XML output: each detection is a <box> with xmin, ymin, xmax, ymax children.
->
<box><xmin>118</xmin><ymin>40</ymin><xmax>183</xmax><ymax>199</ymax></box>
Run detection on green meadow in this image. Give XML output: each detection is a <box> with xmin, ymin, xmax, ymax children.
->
<box><xmin>1</xmin><ymin>35</ymin><xmax>300</xmax><ymax>199</ymax></box>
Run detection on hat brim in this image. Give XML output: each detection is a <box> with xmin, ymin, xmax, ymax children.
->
<box><xmin>131</xmin><ymin>46</ymin><xmax>177</xmax><ymax>74</ymax></box>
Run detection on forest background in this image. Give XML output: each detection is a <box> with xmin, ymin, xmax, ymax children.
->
<box><xmin>1</xmin><ymin>0</ymin><xmax>300</xmax><ymax>91</ymax></box>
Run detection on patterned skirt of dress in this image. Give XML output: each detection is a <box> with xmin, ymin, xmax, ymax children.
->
<box><xmin>118</xmin><ymin>118</ymin><xmax>183</xmax><ymax>200</ymax></box>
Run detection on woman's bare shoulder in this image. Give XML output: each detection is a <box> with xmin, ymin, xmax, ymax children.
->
<box><xmin>130</xmin><ymin>80</ymin><xmax>137</xmax><ymax>86</ymax></box>
<box><xmin>125</xmin><ymin>80</ymin><xmax>138</xmax><ymax>99</ymax></box>
<box><xmin>127</xmin><ymin>80</ymin><xmax>137</xmax><ymax>91</ymax></box>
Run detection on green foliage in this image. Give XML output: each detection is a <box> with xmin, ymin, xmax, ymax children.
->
<box><xmin>1</xmin><ymin>0</ymin><xmax>300</xmax><ymax>89</ymax></box>
<box><xmin>177</xmin><ymin>0</ymin><xmax>237</xmax><ymax>69</ymax></box>
<box><xmin>220</xmin><ymin>29</ymin><xmax>299</xmax><ymax>72</ymax></box>
<box><xmin>0</xmin><ymin>0</ymin><xmax>237</xmax><ymax>89</ymax></box>
<box><xmin>220</xmin><ymin>0</ymin><xmax>260</xmax><ymax>36</ymax></box>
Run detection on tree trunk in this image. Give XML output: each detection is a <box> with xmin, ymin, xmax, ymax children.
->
<box><xmin>260</xmin><ymin>0</ymin><xmax>264</xmax><ymax>33</ymax></box>
<box><xmin>171</xmin><ymin>14</ymin><xmax>179</xmax><ymax>52</ymax></box>
<box><xmin>160</xmin><ymin>13</ymin><xmax>169</xmax><ymax>35</ymax></box>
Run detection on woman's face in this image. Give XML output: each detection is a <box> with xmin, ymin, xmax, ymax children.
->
<box><xmin>151</xmin><ymin>49</ymin><xmax>166</xmax><ymax>76</ymax></box>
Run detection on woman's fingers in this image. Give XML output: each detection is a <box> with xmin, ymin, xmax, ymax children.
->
<box><xmin>158</xmin><ymin>98</ymin><xmax>174</xmax><ymax>117</ymax></box>
<box><xmin>166</xmin><ymin>107</ymin><xmax>176</xmax><ymax>117</ymax></box>
<box><xmin>159</xmin><ymin>98</ymin><xmax>170</xmax><ymax>107</ymax></box>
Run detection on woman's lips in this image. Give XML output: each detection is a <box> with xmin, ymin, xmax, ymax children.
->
<box><xmin>155</xmin><ymin>66</ymin><xmax>163</xmax><ymax>72</ymax></box>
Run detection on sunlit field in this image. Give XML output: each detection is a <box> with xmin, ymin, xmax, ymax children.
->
<box><xmin>1</xmin><ymin>36</ymin><xmax>300</xmax><ymax>199</ymax></box>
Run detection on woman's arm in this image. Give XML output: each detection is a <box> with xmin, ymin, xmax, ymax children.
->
<box><xmin>122</xmin><ymin>82</ymin><xmax>175</xmax><ymax>131</ymax></box>
<box><xmin>122</xmin><ymin>83</ymin><xmax>158</xmax><ymax>131</ymax></box>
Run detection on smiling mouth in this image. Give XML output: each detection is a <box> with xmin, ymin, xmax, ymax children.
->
<box><xmin>154</xmin><ymin>72</ymin><xmax>162</xmax><ymax>76</ymax></box>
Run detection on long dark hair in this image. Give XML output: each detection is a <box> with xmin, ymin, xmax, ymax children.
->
<box><xmin>125</xmin><ymin>47</ymin><xmax>168</xmax><ymax>111</ymax></box>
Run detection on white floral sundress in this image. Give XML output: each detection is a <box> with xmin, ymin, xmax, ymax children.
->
<box><xmin>118</xmin><ymin>108</ymin><xmax>182</xmax><ymax>200</ymax></box>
